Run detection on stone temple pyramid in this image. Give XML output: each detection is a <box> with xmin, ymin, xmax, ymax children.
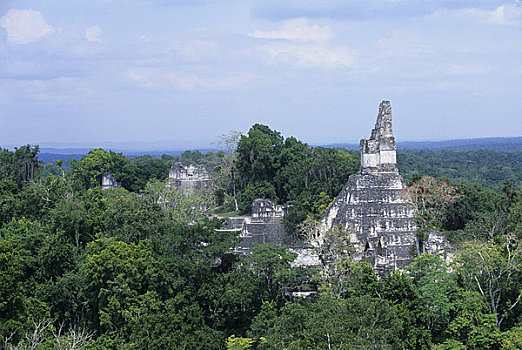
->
<box><xmin>320</xmin><ymin>101</ymin><xmax>417</xmax><ymax>272</ymax></box>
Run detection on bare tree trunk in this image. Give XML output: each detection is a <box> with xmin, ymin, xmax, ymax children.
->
<box><xmin>232</xmin><ymin>157</ymin><xmax>238</xmax><ymax>211</ymax></box>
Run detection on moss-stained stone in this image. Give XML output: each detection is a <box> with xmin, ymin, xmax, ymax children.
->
<box><xmin>320</xmin><ymin>101</ymin><xmax>417</xmax><ymax>272</ymax></box>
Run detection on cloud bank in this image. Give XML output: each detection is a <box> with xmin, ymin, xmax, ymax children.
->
<box><xmin>85</xmin><ymin>25</ymin><xmax>103</xmax><ymax>42</ymax></box>
<box><xmin>248</xmin><ymin>18</ymin><xmax>356</xmax><ymax>68</ymax></box>
<box><xmin>0</xmin><ymin>9</ymin><xmax>54</xmax><ymax>44</ymax></box>
<box><xmin>249</xmin><ymin>18</ymin><xmax>333</xmax><ymax>42</ymax></box>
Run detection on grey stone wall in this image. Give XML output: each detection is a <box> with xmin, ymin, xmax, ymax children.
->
<box><xmin>423</xmin><ymin>229</ymin><xmax>452</xmax><ymax>263</ymax></box>
<box><xmin>252</xmin><ymin>199</ymin><xmax>289</xmax><ymax>219</ymax></box>
<box><xmin>168</xmin><ymin>162</ymin><xmax>212</xmax><ymax>192</ymax></box>
<box><xmin>320</xmin><ymin>101</ymin><xmax>418</xmax><ymax>272</ymax></box>
<box><xmin>101</xmin><ymin>172</ymin><xmax>121</xmax><ymax>190</ymax></box>
<box><xmin>232</xmin><ymin>199</ymin><xmax>290</xmax><ymax>255</ymax></box>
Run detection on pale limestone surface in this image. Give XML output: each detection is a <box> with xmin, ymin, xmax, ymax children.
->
<box><xmin>168</xmin><ymin>162</ymin><xmax>212</xmax><ymax>192</ymax></box>
<box><xmin>101</xmin><ymin>172</ymin><xmax>121</xmax><ymax>190</ymax></box>
<box><xmin>423</xmin><ymin>229</ymin><xmax>452</xmax><ymax>263</ymax></box>
<box><xmin>320</xmin><ymin>101</ymin><xmax>418</xmax><ymax>272</ymax></box>
<box><xmin>232</xmin><ymin>199</ymin><xmax>289</xmax><ymax>255</ymax></box>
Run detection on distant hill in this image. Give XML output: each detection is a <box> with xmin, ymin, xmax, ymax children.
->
<box><xmin>15</xmin><ymin>136</ymin><xmax>522</xmax><ymax>167</ymax></box>
<box><xmin>323</xmin><ymin>137</ymin><xmax>522</xmax><ymax>152</ymax></box>
<box><xmin>397</xmin><ymin>137</ymin><xmax>522</xmax><ymax>152</ymax></box>
<box><xmin>37</xmin><ymin>153</ymin><xmax>87</xmax><ymax>166</ymax></box>
<box><xmin>36</xmin><ymin>148</ymin><xmax>211</xmax><ymax>166</ymax></box>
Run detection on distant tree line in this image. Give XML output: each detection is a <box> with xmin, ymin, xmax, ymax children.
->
<box><xmin>398</xmin><ymin>149</ymin><xmax>521</xmax><ymax>192</ymax></box>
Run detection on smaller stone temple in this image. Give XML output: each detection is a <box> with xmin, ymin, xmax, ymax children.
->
<box><xmin>423</xmin><ymin>229</ymin><xmax>452</xmax><ymax>262</ymax></box>
<box><xmin>168</xmin><ymin>162</ymin><xmax>212</xmax><ymax>192</ymax></box>
<box><xmin>320</xmin><ymin>101</ymin><xmax>417</xmax><ymax>272</ymax></box>
<box><xmin>101</xmin><ymin>172</ymin><xmax>121</xmax><ymax>190</ymax></box>
<box><xmin>225</xmin><ymin>199</ymin><xmax>290</xmax><ymax>255</ymax></box>
<box><xmin>252</xmin><ymin>199</ymin><xmax>290</xmax><ymax>219</ymax></box>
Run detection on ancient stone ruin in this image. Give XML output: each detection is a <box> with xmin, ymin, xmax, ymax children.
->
<box><xmin>252</xmin><ymin>199</ymin><xmax>290</xmax><ymax>219</ymax></box>
<box><xmin>423</xmin><ymin>229</ymin><xmax>452</xmax><ymax>262</ymax></box>
<box><xmin>101</xmin><ymin>172</ymin><xmax>121</xmax><ymax>190</ymax></box>
<box><xmin>96</xmin><ymin>101</ymin><xmax>437</xmax><ymax>273</ymax></box>
<box><xmin>320</xmin><ymin>101</ymin><xmax>418</xmax><ymax>272</ymax></box>
<box><xmin>168</xmin><ymin>162</ymin><xmax>212</xmax><ymax>192</ymax></box>
<box><xmin>224</xmin><ymin>199</ymin><xmax>290</xmax><ymax>255</ymax></box>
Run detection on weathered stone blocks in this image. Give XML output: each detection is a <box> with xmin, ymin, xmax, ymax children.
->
<box><xmin>168</xmin><ymin>162</ymin><xmax>212</xmax><ymax>192</ymax></box>
<box><xmin>320</xmin><ymin>101</ymin><xmax>417</xmax><ymax>272</ymax></box>
<box><xmin>101</xmin><ymin>172</ymin><xmax>121</xmax><ymax>190</ymax></box>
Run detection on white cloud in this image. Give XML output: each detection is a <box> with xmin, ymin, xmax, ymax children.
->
<box><xmin>375</xmin><ymin>30</ymin><xmax>431</xmax><ymax>58</ymax></box>
<box><xmin>256</xmin><ymin>42</ymin><xmax>356</xmax><ymax>68</ymax></box>
<box><xmin>431</xmin><ymin>3</ymin><xmax>522</xmax><ymax>26</ymax></box>
<box><xmin>139</xmin><ymin>35</ymin><xmax>157</xmax><ymax>42</ymax></box>
<box><xmin>249</xmin><ymin>18</ymin><xmax>333</xmax><ymax>42</ymax></box>
<box><xmin>124</xmin><ymin>68</ymin><xmax>257</xmax><ymax>90</ymax></box>
<box><xmin>85</xmin><ymin>25</ymin><xmax>103</xmax><ymax>42</ymax></box>
<box><xmin>173</xmin><ymin>73</ymin><xmax>256</xmax><ymax>90</ymax></box>
<box><xmin>466</xmin><ymin>4</ymin><xmax>522</xmax><ymax>25</ymax></box>
<box><xmin>447</xmin><ymin>63</ymin><xmax>493</xmax><ymax>75</ymax></box>
<box><xmin>0</xmin><ymin>9</ymin><xmax>54</xmax><ymax>44</ymax></box>
<box><xmin>248</xmin><ymin>18</ymin><xmax>355</xmax><ymax>68</ymax></box>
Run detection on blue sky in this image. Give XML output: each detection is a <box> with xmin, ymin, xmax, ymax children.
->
<box><xmin>1</xmin><ymin>0</ymin><xmax>521</xmax><ymax>149</ymax></box>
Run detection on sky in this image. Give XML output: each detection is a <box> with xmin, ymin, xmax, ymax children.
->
<box><xmin>0</xmin><ymin>0</ymin><xmax>521</xmax><ymax>149</ymax></box>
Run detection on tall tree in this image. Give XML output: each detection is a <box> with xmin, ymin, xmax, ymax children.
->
<box><xmin>236</xmin><ymin>124</ymin><xmax>284</xmax><ymax>189</ymax></box>
<box><xmin>455</xmin><ymin>235</ymin><xmax>522</xmax><ymax>331</ymax></box>
<box><xmin>0</xmin><ymin>145</ymin><xmax>41</xmax><ymax>187</ymax></box>
<box><xmin>212</xmin><ymin>131</ymin><xmax>242</xmax><ymax>211</ymax></box>
<box><xmin>403</xmin><ymin>175</ymin><xmax>461</xmax><ymax>254</ymax></box>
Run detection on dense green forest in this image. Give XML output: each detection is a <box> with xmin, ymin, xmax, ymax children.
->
<box><xmin>1</xmin><ymin>125</ymin><xmax>521</xmax><ymax>349</ymax></box>
<box><xmin>398</xmin><ymin>150</ymin><xmax>522</xmax><ymax>192</ymax></box>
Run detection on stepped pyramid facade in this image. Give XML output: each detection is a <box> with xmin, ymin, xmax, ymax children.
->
<box><xmin>320</xmin><ymin>101</ymin><xmax>417</xmax><ymax>271</ymax></box>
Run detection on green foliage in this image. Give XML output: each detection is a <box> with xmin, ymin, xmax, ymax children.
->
<box><xmin>443</xmin><ymin>182</ymin><xmax>502</xmax><ymax>231</ymax></box>
<box><xmin>2</xmin><ymin>131</ymin><xmax>522</xmax><ymax>348</ymax></box>
<box><xmin>120</xmin><ymin>297</ymin><xmax>223</xmax><ymax>350</ymax></box>
<box><xmin>408</xmin><ymin>254</ymin><xmax>457</xmax><ymax>341</ymax></box>
<box><xmin>507</xmin><ymin>192</ymin><xmax>522</xmax><ymax>238</ymax></box>
<box><xmin>0</xmin><ymin>145</ymin><xmax>41</xmax><ymax>187</ymax></box>
<box><xmin>71</xmin><ymin>148</ymin><xmax>138</xmax><ymax>191</ymax></box>
<box><xmin>256</xmin><ymin>295</ymin><xmax>403</xmax><ymax>349</ymax></box>
<box><xmin>446</xmin><ymin>290</ymin><xmax>501</xmax><ymax>349</ymax></box>
<box><xmin>237</xmin><ymin>181</ymin><xmax>277</xmax><ymax>214</ymax></box>
<box><xmin>441</xmin><ymin>181</ymin><xmax>509</xmax><ymax>246</ymax></box>
<box><xmin>249</xmin><ymin>301</ymin><xmax>277</xmax><ymax>339</ymax></box>
<box><xmin>405</xmin><ymin>175</ymin><xmax>462</xmax><ymax>253</ymax></box>
<box><xmin>398</xmin><ymin>149</ymin><xmax>521</xmax><ymax>192</ymax></box>
<box><xmin>85</xmin><ymin>239</ymin><xmax>160</xmax><ymax>336</ymax></box>
<box><xmin>0</xmin><ymin>238</ymin><xmax>25</xmax><ymax>340</ymax></box>
<box><xmin>242</xmin><ymin>243</ymin><xmax>299</xmax><ymax>303</ymax></box>
<box><xmin>381</xmin><ymin>271</ymin><xmax>432</xmax><ymax>349</ymax></box>
<box><xmin>101</xmin><ymin>187</ymin><xmax>169</xmax><ymax>242</ymax></box>
<box><xmin>236</xmin><ymin>124</ymin><xmax>358</xmax><ymax>232</ymax></box>
<box><xmin>502</xmin><ymin>324</ymin><xmax>522</xmax><ymax>349</ymax></box>
<box><xmin>315</xmin><ymin>226</ymin><xmax>379</xmax><ymax>299</ymax></box>
<box><xmin>237</xmin><ymin>124</ymin><xmax>284</xmax><ymax>188</ymax></box>
<box><xmin>48</xmin><ymin>195</ymin><xmax>97</xmax><ymax>247</ymax></box>
<box><xmin>0</xmin><ymin>179</ymin><xmax>19</xmax><ymax>228</ymax></box>
<box><xmin>455</xmin><ymin>235</ymin><xmax>522</xmax><ymax>331</ymax></box>
<box><xmin>1</xmin><ymin>218</ymin><xmax>49</xmax><ymax>283</ymax></box>
<box><xmin>69</xmin><ymin>149</ymin><xmax>179</xmax><ymax>193</ymax></box>
<box><xmin>131</xmin><ymin>154</ymin><xmax>171</xmax><ymax>183</ymax></box>
<box><xmin>212</xmin><ymin>131</ymin><xmax>242</xmax><ymax>212</ymax></box>
<box><xmin>431</xmin><ymin>339</ymin><xmax>467</xmax><ymax>350</ymax></box>
<box><xmin>226</xmin><ymin>335</ymin><xmax>255</xmax><ymax>350</ymax></box>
